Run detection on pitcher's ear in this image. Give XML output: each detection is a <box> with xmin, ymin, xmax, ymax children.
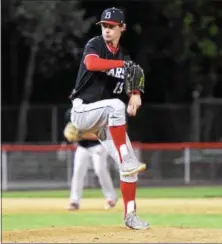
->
<box><xmin>121</xmin><ymin>24</ymin><xmax>127</xmax><ymax>32</ymax></box>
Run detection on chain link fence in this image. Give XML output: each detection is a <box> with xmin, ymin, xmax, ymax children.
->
<box><xmin>2</xmin><ymin>144</ymin><xmax>222</xmax><ymax>191</ymax></box>
<box><xmin>2</xmin><ymin>99</ymin><xmax>222</xmax><ymax>190</ymax></box>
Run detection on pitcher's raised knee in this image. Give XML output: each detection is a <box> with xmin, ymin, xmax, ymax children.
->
<box><xmin>108</xmin><ymin>99</ymin><xmax>126</xmax><ymax>126</ymax></box>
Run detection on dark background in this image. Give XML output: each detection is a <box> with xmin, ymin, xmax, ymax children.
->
<box><xmin>2</xmin><ymin>0</ymin><xmax>222</xmax><ymax>143</ymax></box>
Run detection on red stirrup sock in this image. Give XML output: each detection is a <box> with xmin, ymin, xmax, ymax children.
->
<box><xmin>109</xmin><ymin>125</ymin><xmax>127</xmax><ymax>162</ymax></box>
<box><xmin>120</xmin><ymin>181</ymin><xmax>136</xmax><ymax>218</ymax></box>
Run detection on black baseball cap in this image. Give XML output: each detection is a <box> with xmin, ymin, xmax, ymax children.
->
<box><xmin>96</xmin><ymin>7</ymin><xmax>125</xmax><ymax>25</ymax></box>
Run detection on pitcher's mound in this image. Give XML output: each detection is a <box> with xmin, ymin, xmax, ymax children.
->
<box><xmin>3</xmin><ymin>226</ymin><xmax>222</xmax><ymax>243</ymax></box>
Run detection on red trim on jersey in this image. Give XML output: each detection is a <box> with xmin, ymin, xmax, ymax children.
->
<box><xmin>129</xmin><ymin>90</ymin><xmax>141</xmax><ymax>96</ymax></box>
<box><xmin>106</xmin><ymin>42</ymin><xmax>119</xmax><ymax>55</ymax></box>
<box><xmin>85</xmin><ymin>55</ymin><xmax>124</xmax><ymax>71</ymax></box>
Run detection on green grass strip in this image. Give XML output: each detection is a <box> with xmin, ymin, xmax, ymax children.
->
<box><xmin>3</xmin><ymin>212</ymin><xmax>222</xmax><ymax>231</ymax></box>
<box><xmin>2</xmin><ymin>186</ymin><xmax>222</xmax><ymax>198</ymax></box>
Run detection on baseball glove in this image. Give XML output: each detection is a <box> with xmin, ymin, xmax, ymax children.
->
<box><xmin>63</xmin><ymin>122</ymin><xmax>81</xmax><ymax>143</ymax></box>
<box><xmin>64</xmin><ymin>122</ymin><xmax>98</xmax><ymax>143</ymax></box>
<box><xmin>124</xmin><ymin>61</ymin><xmax>145</xmax><ymax>95</ymax></box>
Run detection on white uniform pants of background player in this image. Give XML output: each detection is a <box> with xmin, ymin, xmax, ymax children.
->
<box><xmin>70</xmin><ymin>143</ymin><xmax>117</xmax><ymax>206</ymax></box>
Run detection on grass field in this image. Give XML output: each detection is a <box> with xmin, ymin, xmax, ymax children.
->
<box><xmin>2</xmin><ymin>186</ymin><xmax>222</xmax><ymax>243</ymax></box>
<box><xmin>3</xmin><ymin>186</ymin><xmax>222</xmax><ymax>198</ymax></box>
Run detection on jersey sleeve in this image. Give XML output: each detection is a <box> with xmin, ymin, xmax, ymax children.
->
<box><xmin>83</xmin><ymin>37</ymin><xmax>101</xmax><ymax>61</ymax></box>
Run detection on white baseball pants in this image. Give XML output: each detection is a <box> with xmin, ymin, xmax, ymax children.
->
<box><xmin>70</xmin><ymin>98</ymin><xmax>139</xmax><ymax>182</ymax></box>
<box><xmin>69</xmin><ymin>143</ymin><xmax>117</xmax><ymax>204</ymax></box>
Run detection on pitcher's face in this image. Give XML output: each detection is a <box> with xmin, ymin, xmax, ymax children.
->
<box><xmin>101</xmin><ymin>23</ymin><xmax>125</xmax><ymax>42</ymax></box>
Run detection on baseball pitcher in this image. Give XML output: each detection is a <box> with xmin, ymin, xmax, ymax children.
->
<box><xmin>65</xmin><ymin>7</ymin><xmax>149</xmax><ymax>230</ymax></box>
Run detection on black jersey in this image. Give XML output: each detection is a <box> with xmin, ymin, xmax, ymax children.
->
<box><xmin>70</xmin><ymin>35</ymin><xmax>130</xmax><ymax>103</ymax></box>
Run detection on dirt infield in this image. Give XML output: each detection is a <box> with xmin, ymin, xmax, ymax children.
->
<box><xmin>3</xmin><ymin>198</ymin><xmax>222</xmax><ymax>243</ymax></box>
<box><xmin>4</xmin><ymin>226</ymin><xmax>222</xmax><ymax>243</ymax></box>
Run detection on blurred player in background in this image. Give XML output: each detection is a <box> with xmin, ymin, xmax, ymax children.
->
<box><xmin>64</xmin><ymin>119</ymin><xmax>117</xmax><ymax>210</ymax></box>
